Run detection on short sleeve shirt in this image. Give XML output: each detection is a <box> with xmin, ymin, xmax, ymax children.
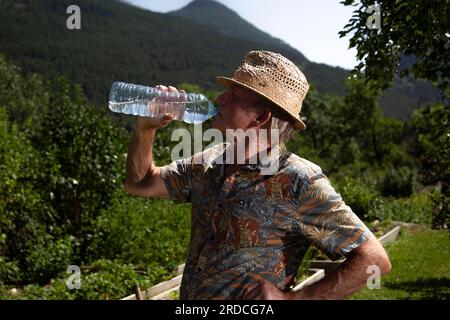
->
<box><xmin>160</xmin><ymin>144</ymin><xmax>370</xmax><ymax>300</ymax></box>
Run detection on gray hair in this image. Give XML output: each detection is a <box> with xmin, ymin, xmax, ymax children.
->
<box><xmin>255</xmin><ymin>99</ymin><xmax>294</xmax><ymax>151</ymax></box>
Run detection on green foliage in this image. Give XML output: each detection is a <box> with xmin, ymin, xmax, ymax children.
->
<box><xmin>0</xmin><ymin>259</ymin><xmax>169</xmax><ymax>300</ymax></box>
<box><xmin>89</xmin><ymin>191</ymin><xmax>191</xmax><ymax>268</ymax></box>
<box><xmin>0</xmin><ymin>55</ymin><xmax>132</xmax><ymax>286</ymax></box>
<box><xmin>334</xmin><ymin>177</ymin><xmax>433</xmax><ymax>225</ymax></box>
<box><xmin>342</xmin><ymin>76</ymin><xmax>404</xmax><ymax>166</ymax></box>
<box><xmin>375</xmin><ymin>192</ymin><xmax>434</xmax><ymax>225</ymax></box>
<box><xmin>24</xmin><ymin>236</ymin><xmax>75</xmax><ymax>284</ymax></box>
<box><xmin>410</xmin><ymin>104</ymin><xmax>449</xmax><ymax>228</ymax></box>
<box><xmin>334</xmin><ymin>178</ymin><xmax>382</xmax><ymax>221</ymax></box>
<box><xmin>0</xmin><ymin>55</ymin><xmax>193</xmax><ymax>298</ymax></box>
<box><xmin>339</xmin><ymin>0</ymin><xmax>450</xmax><ymax>98</ymax></box>
<box><xmin>0</xmin><ymin>256</ymin><xmax>21</xmax><ymax>284</ymax></box>
<box><xmin>289</xmin><ymin>78</ymin><xmax>403</xmax><ymax>174</ymax></box>
<box><xmin>379</xmin><ymin>166</ymin><xmax>417</xmax><ymax>197</ymax></box>
<box><xmin>0</xmin><ymin>105</ymin><xmax>58</xmax><ymax>283</ymax></box>
<box><xmin>34</xmin><ymin>77</ymin><xmax>129</xmax><ymax>240</ymax></box>
<box><xmin>0</xmin><ymin>0</ymin><xmax>440</xmax><ymax>119</ymax></box>
<box><xmin>411</xmin><ymin>104</ymin><xmax>450</xmax><ymax>186</ymax></box>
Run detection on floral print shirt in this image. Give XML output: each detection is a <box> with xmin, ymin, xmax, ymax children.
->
<box><xmin>160</xmin><ymin>144</ymin><xmax>370</xmax><ymax>299</ymax></box>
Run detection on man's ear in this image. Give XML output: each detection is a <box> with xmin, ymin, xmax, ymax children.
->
<box><xmin>254</xmin><ymin>109</ymin><xmax>272</xmax><ymax>128</ymax></box>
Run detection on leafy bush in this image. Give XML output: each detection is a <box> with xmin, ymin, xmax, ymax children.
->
<box><xmin>0</xmin><ymin>256</ymin><xmax>21</xmax><ymax>284</ymax></box>
<box><xmin>76</xmin><ymin>260</ymin><xmax>148</xmax><ymax>300</ymax></box>
<box><xmin>0</xmin><ymin>56</ymin><xmax>134</xmax><ymax>287</ymax></box>
<box><xmin>411</xmin><ymin>104</ymin><xmax>449</xmax><ymax>229</ymax></box>
<box><xmin>334</xmin><ymin>178</ymin><xmax>382</xmax><ymax>221</ymax></box>
<box><xmin>34</xmin><ymin>78</ymin><xmax>129</xmax><ymax>235</ymax></box>
<box><xmin>373</xmin><ymin>192</ymin><xmax>434</xmax><ymax>225</ymax></box>
<box><xmin>0</xmin><ymin>105</ymin><xmax>59</xmax><ymax>282</ymax></box>
<box><xmin>89</xmin><ymin>191</ymin><xmax>191</xmax><ymax>268</ymax></box>
<box><xmin>0</xmin><ymin>259</ymin><xmax>170</xmax><ymax>300</ymax></box>
<box><xmin>379</xmin><ymin>166</ymin><xmax>417</xmax><ymax>197</ymax></box>
<box><xmin>23</xmin><ymin>235</ymin><xmax>76</xmax><ymax>284</ymax></box>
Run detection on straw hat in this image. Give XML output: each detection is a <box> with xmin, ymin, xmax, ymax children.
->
<box><xmin>216</xmin><ymin>50</ymin><xmax>309</xmax><ymax>130</ymax></box>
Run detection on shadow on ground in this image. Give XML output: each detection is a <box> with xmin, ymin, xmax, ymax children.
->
<box><xmin>385</xmin><ymin>277</ymin><xmax>450</xmax><ymax>299</ymax></box>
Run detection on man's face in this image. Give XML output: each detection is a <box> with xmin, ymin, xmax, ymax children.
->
<box><xmin>211</xmin><ymin>85</ymin><xmax>262</xmax><ymax>133</ymax></box>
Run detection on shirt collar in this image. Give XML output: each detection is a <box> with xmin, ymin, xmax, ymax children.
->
<box><xmin>206</xmin><ymin>143</ymin><xmax>288</xmax><ymax>175</ymax></box>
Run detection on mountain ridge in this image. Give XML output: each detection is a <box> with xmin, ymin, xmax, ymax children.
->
<box><xmin>0</xmin><ymin>0</ymin><xmax>441</xmax><ymax>119</ymax></box>
<box><xmin>168</xmin><ymin>0</ymin><xmax>442</xmax><ymax>119</ymax></box>
<box><xmin>170</xmin><ymin>0</ymin><xmax>294</xmax><ymax>54</ymax></box>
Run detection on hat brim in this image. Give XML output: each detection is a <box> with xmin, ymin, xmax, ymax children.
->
<box><xmin>216</xmin><ymin>76</ymin><xmax>306</xmax><ymax>130</ymax></box>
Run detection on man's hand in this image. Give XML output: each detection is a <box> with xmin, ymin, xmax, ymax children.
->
<box><xmin>135</xmin><ymin>85</ymin><xmax>184</xmax><ymax>130</ymax></box>
<box><xmin>242</xmin><ymin>279</ymin><xmax>295</xmax><ymax>300</ymax></box>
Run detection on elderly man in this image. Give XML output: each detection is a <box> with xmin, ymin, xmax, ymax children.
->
<box><xmin>124</xmin><ymin>51</ymin><xmax>391</xmax><ymax>300</ymax></box>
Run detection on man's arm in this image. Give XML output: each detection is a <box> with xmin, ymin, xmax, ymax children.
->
<box><xmin>243</xmin><ymin>234</ymin><xmax>391</xmax><ymax>300</ymax></box>
<box><xmin>294</xmin><ymin>234</ymin><xmax>391</xmax><ymax>300</ymax></box>
<box><xmin>123</xmin><ymin>85</ymin><xmax>180</xmax><ymax>198</ymax></box>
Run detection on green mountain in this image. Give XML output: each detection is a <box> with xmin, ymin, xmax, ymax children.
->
<box><xmin>0</xmin><ymin>0</ymin><xmax>441</xmax><ymax>119</ymax></box>
<box><xmin>169</xmin><ymin>0</ymin><xmax>443</xmax><ymax>119</ymax></box>
<box><xmin>170</xmin><ymin>0</ymin><xmax>294</xmax><ymax>52</ymax></box>
<box><xmin>171</xmin><ymin>0</ymin><xmax>352</xmax><ymax>96</ymax></box>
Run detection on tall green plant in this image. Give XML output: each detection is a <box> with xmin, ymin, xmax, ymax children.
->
<box><xmin>411</xmin><ymin>104</ymin><xmax>449</xmax><ymax>228</ymax></box>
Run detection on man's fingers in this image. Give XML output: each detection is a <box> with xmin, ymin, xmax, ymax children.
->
<box><xmin>160</xmin><ymin>113</ymin><xmax>174</xmax><ymax>127</ymax></box>
<box><xmin>156</xmin><ymin>85</ymin><xmax>180</xmax><ymax>93</ymax></box>
<box><xmin>162</xmin><ymin>113</ymin><xmax>174</xmax><ymax>120</ymax></box>
<box><xmin>156</xmin><ymin>84</ymin><xmax>168</xmax><ymax>91</ymax></box>
<box><xmin>242</xmin><ymin>282</ymin><xmax>263</xmax><ymax>300</ymax></box>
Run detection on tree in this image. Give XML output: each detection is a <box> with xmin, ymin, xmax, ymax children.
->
<box><xmin>411</xmin><ymin>104</ymin><xmax>449</xmax><ymax>228</ymax></box>
<box><xmin>33</xmin><ymin>77</ymin><xmax>129</xmax><ymax>259</ymax></box>
<box><xmin>343</xmin><ymin>76</ymin><xmax>403</xmax><ymax>166</ymax></box>
<box><xmin>288</xmin><ymin>85</ymin><xmax>349</xmax><ymax>171</ymax></box>
<box><xmin>0</xmin><ymin>105</ymin><xmax>52</xmax><ymax>283</ymax></box>
<box><xmin>289</xmin><ymin>79</ymin><xmax>402</xmax><ymax>174</ymax></box>
<box><xmin>339</xmin><ymin>0</ymin><xmax>450</xmax><ymax>98</ymax></box>
<box><xmin>0</xmin><ymin>56</ymin><xmax>131</xmax><ymax>280</ymax></box>
<box><xmin>340</xmin><ymin>0</ymin><xmax>449</xmax><ymax>228</ymax></box>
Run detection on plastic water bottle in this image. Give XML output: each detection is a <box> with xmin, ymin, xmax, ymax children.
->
<box><xmin>108</xmin><ymin>82</ymin><xmax>217</xmax><ymax>124</ymax></box>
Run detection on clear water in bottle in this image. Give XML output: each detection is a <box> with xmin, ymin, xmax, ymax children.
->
<box><xmin>108</xmin><ymin>82</ymin><xmax>217</xmax><ymax>124</ymax></box>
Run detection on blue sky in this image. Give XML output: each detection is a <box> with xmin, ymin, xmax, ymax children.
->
<box><xmin>125</xmin><ymin>0</ymin><xmax>358</xmax><ymax>70</ymax></box>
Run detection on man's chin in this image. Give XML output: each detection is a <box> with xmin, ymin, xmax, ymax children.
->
<box><xmin>211</xmin><ymin>120</ymin><xmax>225</xmax><ymax>133</ymax></box>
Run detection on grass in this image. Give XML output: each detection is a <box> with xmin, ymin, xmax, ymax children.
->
<box><xmin>350</xmin><ymin>225</ymin><xmax>450</xmax><ymax>300</ymax></box>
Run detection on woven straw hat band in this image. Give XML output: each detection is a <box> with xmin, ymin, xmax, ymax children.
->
<box><xmin>216</xmin><ymin>51</ymin><xmax>309</xmax><ymax>130</ymax></box>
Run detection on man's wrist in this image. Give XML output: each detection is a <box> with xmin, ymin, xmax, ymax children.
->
<box><xmin>135</xmin><ymin>122</ymin><xmax>158</xmax><ymax>131</ymax></box>
<box><xmin>134</xmin><ymin>124</ymin><xmax>157</xmax><ymax>139</ymax></box>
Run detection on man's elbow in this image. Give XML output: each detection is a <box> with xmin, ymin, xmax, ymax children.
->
<box><xmin>367</xmin><ymin>241</ymin><xmax>392</xmax><ymax>275</ymax></box>
<box><xmin>352</xmin><ymin>237</ymin><xmax>392</xmax><ymax>275</ymax></box>
<box><xmin>123</xmin><ymin>179</ymin><xmax>138</xmax><ymax>196</ymax></box>
<box><xmin>377</xmin><ymin>250</ymin><xmax>392</xmax><ymax>275</ymax></box>
<box><xmin>122</xmin><ymin>175</ymin><xmax>163</xmax><ymax>199</ymax></box>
